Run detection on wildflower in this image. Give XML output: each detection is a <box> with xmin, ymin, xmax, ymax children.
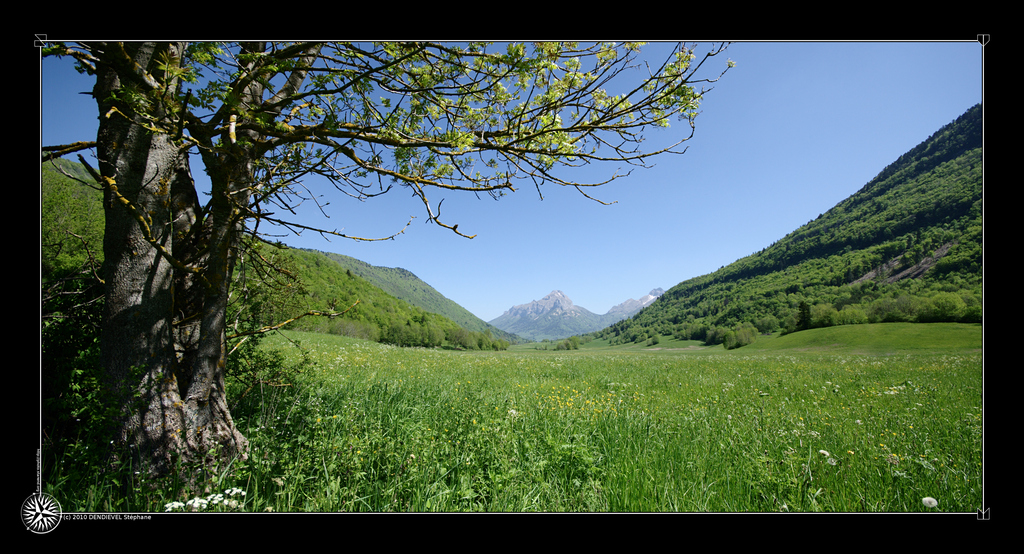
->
<box><xmin>827</xmin><ymin>458</ymin><xmax>837</xmax><ymax>466</ymax></box>
<box><xmin>923</xmin><ymin>497</ymin><xmax>938</xmax><ymax>508</ymax></box>
<box><xmin>186</xmin><ymin>497</ymin><xmax>209</xmax><ymax>511</ymax></box>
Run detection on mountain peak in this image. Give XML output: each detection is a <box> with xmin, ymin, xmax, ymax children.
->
<box><xmin>544</xmin><ymin>290</ymin><xmax>572</xmax><ymax>303</ymax></box>
<box><xmin>607</xmin><ymin>288</ymin><xmax>664</xmax><ymax>316</ymax></box>
<box><xmin>502</xmin><ymin>290</ymin><xmax>576</xmax><ymax>319</ymax></box>
<box><xmin>490</xmin><ymin>288</ymin><xmax>662</xmax><ymax>341</ymax></box>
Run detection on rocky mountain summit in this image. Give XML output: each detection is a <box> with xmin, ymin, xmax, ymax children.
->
<box><xmin>488</xmin><ymin>289</ymin><xmax>663</xmax><ymax>341</ymax></box>
<box><xmin>502</xmin><ymin>290</ymin><xmax>578</xmax><ymax>318</ymax></box>
<box><xmin>606</xmin><ymin>288</ymin><xmax>665</xmax><ymax>316</ymax></box>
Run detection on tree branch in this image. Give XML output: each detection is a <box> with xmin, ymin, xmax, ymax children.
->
<box><xmin>226</xmin><ymin>300</ymin><xmax>360</xmax><ymax>341</ymax></box>
<box><xmin>42</xmin><ymin>141</ymin><xmax>98</xmax><ymax>163</ymax></box>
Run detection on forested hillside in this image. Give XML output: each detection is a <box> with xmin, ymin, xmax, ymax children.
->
<box><xmin>313</xmin><ymin>251</ymin><xmax>520</xmax><ymax>344</ymax></box>
<box><xmin>593</xmin><ymin>103</ymin><xmax>983</xmax><ymax>349</ymax></box>
<box><xmin>40</xmin><ymin>160</ymin><xmax>510</xmax><ymax>355</ymax></box>
<box><xmin>238</xmin><ymin>246</ymin><xmax>511</xmax><ymax>350</ymax></box>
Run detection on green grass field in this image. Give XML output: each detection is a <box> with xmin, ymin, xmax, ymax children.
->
<box><xmin>46</xmin><ymin>323</ymin><xmax>983</xmax><ymax>513</ymax></box>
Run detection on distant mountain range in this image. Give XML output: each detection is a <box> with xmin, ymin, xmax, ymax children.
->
<box><xmin>488</xmin><ymin>289</ymin><xmax>664</xmax><ymax>341</ymax></box>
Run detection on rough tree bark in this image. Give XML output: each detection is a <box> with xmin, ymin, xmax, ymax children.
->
<box><xmin>92</xmin><ymin>42</ymin><xmax>247</xmax><ymax>479</ymax></box>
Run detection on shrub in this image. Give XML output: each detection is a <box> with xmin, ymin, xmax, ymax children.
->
<box><xmin>836</xmin><ymin>306</ymin><xmax>869</xmax><ymax>325</ymax></box>
<box><xmin>918</xmin><ymin>291</ymin><xmax>966</xmax><ymax>322</ymax></box>
<box><xmin>811</xmin><ymin>303</ymin><xmax>838</xmax><ymax>328</ymax></box>
<box><xmin>782</xmin><ymin>313</ymin><xmax>800</xmax><ymax>335</ymax></box>
<box><xmin>754</xmin><ymin>315</ymin><xmax>779</xmax><ymax>334</ymax></box>
<box><xmin>724</xmin><ymin>322</ymin><xmax>758</xmax><ymax>350</ymax></box>
<box><xmin>705</xmin><ymin>326</ymin><xmax>731</xmax><ymax>346</ymax></box>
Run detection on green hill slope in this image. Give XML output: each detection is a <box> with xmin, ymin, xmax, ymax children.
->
<box><xmin>241</xmin><ymin>246</ymin><xmax>511</xmax><ymax>350</ymax></box>
<box><xmin>39</xmin><ymin>158</ymin><xmax>511</xmax><ymax>352</ymax></box>
<box><xmin>312</xmin><ymin>251</ymin><xmax>521</xmax><ymax>344</ymax></box>
<box><xmin>42</xmin><ymin>158</ymin><xmax>105</xmax><ymax>278</ymax></box>
<box><xmin>743</xmin><ymin>322</ymin><xmax>982</xmax><ymax>355</ymax></box>
<box><xmin>595</xmin><ymin>103</ymin><xmax>983</xmax><ymax>348</ymax></box>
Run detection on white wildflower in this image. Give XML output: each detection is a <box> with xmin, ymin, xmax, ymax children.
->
<box><xmin>186</xmin><ymin>497</ymin><xmax>209</xmax><ymax>511</ymax></box>
<box><xmin>923</xmin><ymin>497</ymin><xmax>938</xmax><ymax>508</ymax></box>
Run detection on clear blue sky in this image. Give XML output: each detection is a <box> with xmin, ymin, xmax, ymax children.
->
<box><xmin>40</xmin><ymin>41</ymin><xmax>985</xmax><ymax>323</ymax></box>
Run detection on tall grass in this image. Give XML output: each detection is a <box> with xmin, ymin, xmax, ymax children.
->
<box><xmin>44</xmin><ymin>328</ymin><xmax>983</xmax><ymax>512</ymax></box>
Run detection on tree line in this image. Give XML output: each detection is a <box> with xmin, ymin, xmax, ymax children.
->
<box><xmin>594</xmin><ymin>278</ymin><xmax>981</xmax><ymax>351</ymax></box>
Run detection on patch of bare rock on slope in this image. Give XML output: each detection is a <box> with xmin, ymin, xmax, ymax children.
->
<box><xmin>852</xmin><ymin>242</ymin><xmax>954</xmax><ymax>285</ymax></box>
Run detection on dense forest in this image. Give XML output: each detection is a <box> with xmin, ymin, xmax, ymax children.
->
<box><xmin>588</xmin><ymin>104</ymin><xmax>983</xmax><ymax>349</ymax></box>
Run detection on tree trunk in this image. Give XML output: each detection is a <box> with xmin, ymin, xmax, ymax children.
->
<box><xmin>93</xmin><ymin>42</ymin><xmax>248</xmax><ymax>481</ymax></box>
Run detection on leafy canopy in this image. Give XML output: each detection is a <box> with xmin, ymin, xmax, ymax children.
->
<box><xmin>45</xmin><ymin>41</ymin><xmax>732</xmax><ymax>240</ymax></box>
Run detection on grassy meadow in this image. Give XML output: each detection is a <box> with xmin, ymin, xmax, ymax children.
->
<box><xmin>46</xmin><ymin>323</ymin><xmax>983</xmax><ymax>513</ymax></box>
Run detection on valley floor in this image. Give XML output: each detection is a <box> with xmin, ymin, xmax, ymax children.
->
<box><xmin>45</xmin><ymin>323</ymin><xmax>983</xmax><ymax>513</ymax></box>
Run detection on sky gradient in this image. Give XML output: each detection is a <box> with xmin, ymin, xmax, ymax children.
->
<box><xmin>40</xmin><ymin>40</ymin><xmax>985</xmax><ymax>323</ymax></box>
